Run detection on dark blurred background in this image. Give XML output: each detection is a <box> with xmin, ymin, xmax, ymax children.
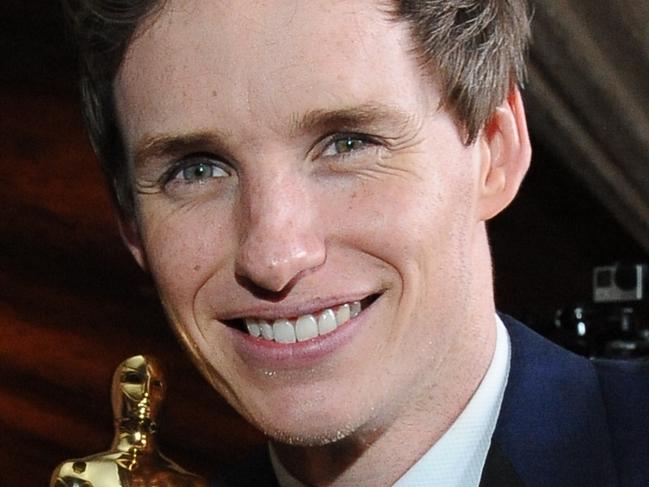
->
<box><xmin>1</xmin><ymin>1</ymin><xmax>648</xmax><ymax>484</ymax></box>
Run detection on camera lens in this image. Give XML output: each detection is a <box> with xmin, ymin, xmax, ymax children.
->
<box><xmin>614</xmin><ymin>266</ymin><xmax>637</xmax><ymax>291</ymax></box>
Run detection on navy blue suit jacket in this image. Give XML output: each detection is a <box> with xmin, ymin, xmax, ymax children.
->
<box><xmin>491</xmin><ymin>314</ymin><xmax>649</xmax><ymax>486</ymax></box>
<box><xmin>214</xmin><ymin>314</ymin><xmax>649</xmax><ymax>486</ymax></box>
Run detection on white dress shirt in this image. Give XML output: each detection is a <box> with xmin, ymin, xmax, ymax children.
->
<box><xmin>270</xmin><ymin>316</ymin><xmax>511</xmax><ymax>487</ymax></box>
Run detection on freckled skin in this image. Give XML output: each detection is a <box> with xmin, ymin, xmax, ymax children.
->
<box><xmin>114</xmin><ymin>0</ymin><xmax>528</xmax><ymax>484</ymax></box>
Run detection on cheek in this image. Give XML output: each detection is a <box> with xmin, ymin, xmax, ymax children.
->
<box><xmin>331</xmin><ymin>154</ymin><xmax>478</xmax><ymax>332</ymax></box>
<box><xmin>137</xmin><ymin>201</ymin><xmax>233</xmax><ymax>309</ymax></box>
<box><xmin>332</xmin><ymin>161</ymin><xmax>474</xmax><ymax>267</ymax></box>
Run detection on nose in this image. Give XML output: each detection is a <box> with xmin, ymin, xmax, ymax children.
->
<box><xmin>235</xmin><ymin>173</ymin><xmax>326</xmax><ymax>294</ymax></box>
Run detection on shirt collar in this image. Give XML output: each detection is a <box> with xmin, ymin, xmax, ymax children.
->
<box><xmin>270</xmin><ymin>315</ymin><xmax>511</xmax><ymax>487</ymax></box>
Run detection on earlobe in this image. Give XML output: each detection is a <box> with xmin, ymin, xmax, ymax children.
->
<box><xmin>477</xmin><ymin>88</ymin><xmax>531</xmax><ymax>221</ymax></box>
<box><xmin>118</xmin><ymin>217</ymin><xmax>148</xmax><ymax>271</ymax></box>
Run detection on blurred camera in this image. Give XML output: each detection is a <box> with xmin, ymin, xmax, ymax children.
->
<box><xmin>593</xmin><ymin>263</ymin><xmax>647</xmax><ymax>303</ymax></box>
<box><xmin>554</xmin><ymin>263</ymin><xmax>648</xmax><ymax>358</ymax></box>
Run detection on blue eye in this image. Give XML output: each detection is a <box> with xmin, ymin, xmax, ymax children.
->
<box><xmin>182</xmin><ymin>162</ymin><xmax>220</xmax><ymax>181</ymax></box>
<box><xmin>169</xmin><ymin>156</ymin><xmax>229</xmax><ymax>184</ymax></box>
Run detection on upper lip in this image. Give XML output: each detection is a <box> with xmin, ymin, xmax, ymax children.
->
<box><xmin>216</xmin><ymin>292</ymin><xmax>379</xmax><ymax>321</ymax></box>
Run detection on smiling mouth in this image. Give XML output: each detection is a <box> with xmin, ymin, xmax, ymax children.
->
<box><xmin>227</xmin><ymin>294</ymin><xmax>379</xmax><ymax>344</ymax></box>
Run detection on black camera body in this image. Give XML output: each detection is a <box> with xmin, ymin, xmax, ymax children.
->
<box><xmin>555</xmin><ymin>263</ymin><xmax>649</xmax><ymax>358</ymax></box>
<box><xmin>593</xmin><ymin>264</ymin><xmax>647</xmax><ymax>304</ymax></box>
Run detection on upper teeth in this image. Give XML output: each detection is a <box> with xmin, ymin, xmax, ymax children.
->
<box><xmin>245</xmin><ymin>301</ymin><xmax>362</xmax><ymax>343</ymax></box>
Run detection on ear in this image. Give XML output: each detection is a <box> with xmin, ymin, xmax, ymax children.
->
<box><xmin>477</xmin><ymin>87</ymin><xmax>531</xmax><ymax>221</ymax></box>
<box><xmin>118</xmin><ymin>216</ymin><xmax>148</xmax><ymax>271</ymax></box>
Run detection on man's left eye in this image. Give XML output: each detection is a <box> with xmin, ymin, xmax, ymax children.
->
<box><xmin>322</xmin><ymin>135</ymin><xmax>372</xmax><ymax>157</ymax></box>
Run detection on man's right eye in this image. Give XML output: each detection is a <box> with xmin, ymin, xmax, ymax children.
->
<box><xmin>165</xmin><ymin>155</ymin><xmax>230</xmax><ymax>185</ymax></box>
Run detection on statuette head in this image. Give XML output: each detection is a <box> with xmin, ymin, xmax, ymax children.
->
<box><xmin>112</xmin><ymin>354</ymin><xmax>165</xmax><ymax>423</ymax></box>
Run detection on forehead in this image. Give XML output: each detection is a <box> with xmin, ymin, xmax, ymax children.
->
<box><xmin>125</xmin><ymin>0</ymin><xmax>405</xmax><ymax>76</ymax></box>
<box><xmin>115</xmin><ymin>0</ymin><xmax>434</xmax><ymax>150</ymax></box>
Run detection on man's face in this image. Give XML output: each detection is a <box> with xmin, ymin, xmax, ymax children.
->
<box><xmin>115</xmin><ymin>0</ymin><xmax>490</xmax><ymax>444</ymax></box>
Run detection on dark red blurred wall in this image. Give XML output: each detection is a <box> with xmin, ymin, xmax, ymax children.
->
<box><xmin>0</xmin><ymin>4</ymin><xmax>264</xmax><ymax>484</ymax></box>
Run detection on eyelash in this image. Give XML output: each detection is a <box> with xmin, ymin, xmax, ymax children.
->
<box><xmin>161</xmin><ymin>154</ymin><xmax>230</xmax><ymax>186</ymax></box>
<box><xmin>157</xmin><ymin>133</ymin><xmax>380</xmax><ymax>188</ymax></box>
<box><xmin>319</xmin><ymin>132</ymin><xmax>381</xmax><ymax>159</ymax></box>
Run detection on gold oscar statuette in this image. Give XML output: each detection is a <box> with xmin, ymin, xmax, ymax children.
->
<box><xmin>51</xmin><ymin>355</ymin><xmax>208</xmax><ymax>487</ymax></box>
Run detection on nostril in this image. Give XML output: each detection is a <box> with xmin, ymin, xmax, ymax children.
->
<box><xmin>234</xmin><ymin>273</ymin><xmax>295</xmax><ymax>301</ymax></box>
<box><xmin>234</xmin><ymin>221</ymin><xmax>327</xmax><ymax>295</ymax></box>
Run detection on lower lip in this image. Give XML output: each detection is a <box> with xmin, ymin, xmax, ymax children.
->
<box><xmin>229</xmin><ymin>300</ymin><xmax>376</xmax><ymax>369</ymax></box>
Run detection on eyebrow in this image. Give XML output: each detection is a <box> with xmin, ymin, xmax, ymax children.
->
<box><xmin>289</xmin><ymin>102</ymin><xmax>415</xmax><ymax>137</ymax></box>
<box><xmin>132</xmin><ymin>131</ymin><xmax>231</xmax><ymax>170</ymax></box>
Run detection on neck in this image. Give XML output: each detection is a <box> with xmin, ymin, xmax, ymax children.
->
<box><xmin>112</xmin><ymin>417</ymin><xmax>158</xmax><ymax>454</ymax></box>
<box><xmin>273</xmin><ymin>227</ymin><xmax>497</xmax><ymax>486</ymax></box>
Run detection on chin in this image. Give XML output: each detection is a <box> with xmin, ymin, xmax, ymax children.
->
<box><xmin>244</xmin><ymin>398</ymin><xmax>370</xmax><ymax>447</ymax></box>
<box><xmin>264</xmin><ymin>425</ymin><xmax>355</xmax><ymax>447</ymax></box>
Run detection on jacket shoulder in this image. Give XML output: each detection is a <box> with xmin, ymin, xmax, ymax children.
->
<box><xmin>497</xmin><ymin>313</ymin><xmax>649</xmax><ymax>487</ymax></box>
<box><xmin>592</xmin><ymin>357</ymin><xmax>649</xmax><ymax>486</ymax></box>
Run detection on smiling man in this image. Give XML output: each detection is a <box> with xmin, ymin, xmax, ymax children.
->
<box><xmin>63</xmin><ymin>1</ymin><xmax>649</xmax><ymax>486</ymax></box>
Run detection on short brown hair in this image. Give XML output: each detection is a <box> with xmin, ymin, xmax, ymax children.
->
<box><xmin>63</xmin><ymin>0</ymin><xmax>530</xmax><ymax>216</ymax></box>
<box><xmin>396</xmin><ymin>0</ymin><xmax>530</xmax><ymax>143</ymax></box>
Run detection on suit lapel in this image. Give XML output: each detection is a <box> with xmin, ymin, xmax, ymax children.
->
<box><xmin>213</xmin><ymin>446</ymin><xmax>279</xmax><ymax>487</ymax></box>
<box><xmin>479</xmin><ymin>441</ymin><xmax>525</xmax><ymax>487</ymax></box>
